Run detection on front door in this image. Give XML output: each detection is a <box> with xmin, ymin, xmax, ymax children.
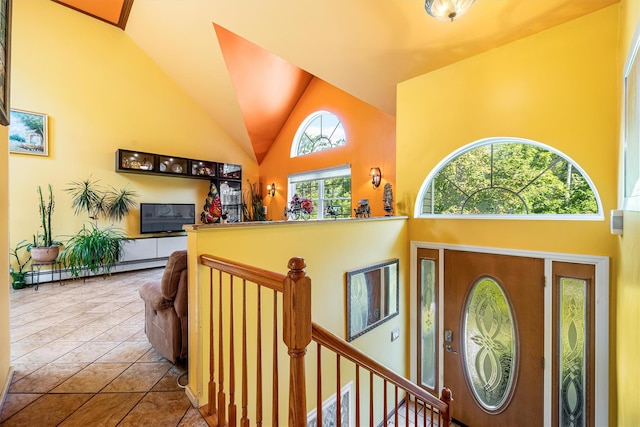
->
<box><xmin>443</xmin><ymin>250</ymin><xmax>544</xmax><ymax>427</ymax></box>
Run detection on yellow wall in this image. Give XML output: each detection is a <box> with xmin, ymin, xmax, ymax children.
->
<box><xmin>398</xmin><ymin>4</ymin><xmax>619</xmax><ymax>424</ymax></box>
<box><xmin>1</xmin><ymin>124</ymin><xmax>10</xmax><ymax>399</ymax></box>
<box><xmin>617</xmin><ymin>1</ymin><xmax>640</xmax><ymax>425</ymax></box>
<box><xmin>186</xmin><ymin>218</ymin><xmax>408</xmax><ymax>425</ymax></box>
<box><xmin>259</xmin><ymin>78</ymin><xmax>396</xmax><ymax>219</ymax></box>
<box><xmin>7</xmin><ymin>0</ymin><xmax>257</xmax><ymax>260</ymax></box>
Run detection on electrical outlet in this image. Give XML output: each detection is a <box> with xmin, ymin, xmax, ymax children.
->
<box><xmin>391</xmin><ymin>328</ymin><xmax>400</xmax><ymax>341</ymax></box>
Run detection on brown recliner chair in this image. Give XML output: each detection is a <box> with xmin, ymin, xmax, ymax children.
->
<box><xmin>139</xmin><ymin>250</ymin><xmax>188</xmax><ymax>363</ymax></box>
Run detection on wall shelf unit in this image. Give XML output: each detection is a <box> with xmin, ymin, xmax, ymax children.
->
<box><xmin>115</xmin><ymin>148</ymin><xmax>243</xmax><ymax>223</ymax></box>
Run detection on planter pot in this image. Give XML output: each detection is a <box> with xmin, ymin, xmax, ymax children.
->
<box><xmin>31</xmin><ymin>245</ymin><xmax>60</xmax><ymax>263</ymax></box>
<box><xmin>10</xmin><ymin>272</ymin><xmax>27</xmax><ymax>290</ymax></box>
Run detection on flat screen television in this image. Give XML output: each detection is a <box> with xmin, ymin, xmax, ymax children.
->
<box><xmin>140</xmin><ymin>203</ymin><xmax>196</xmax><ymax>234</ymax></box>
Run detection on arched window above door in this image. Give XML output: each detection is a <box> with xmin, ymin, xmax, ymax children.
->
<box><xmin>415</xmin><ymin>137</ymin><xmax>603</xmax><ymax>219</ymax></box>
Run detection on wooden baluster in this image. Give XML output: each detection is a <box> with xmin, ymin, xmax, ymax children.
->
<box><xmin>383</xmin><ymin>379</ymin><xmax>387</xmax><ymax>427</ymax></box>
<box><xmin>336</xmin><ymin>354</ymin><xmax>341</xmax><ymax>427</ymax></box>
<box><xmin>440</xmin><ymin>388</ymin><xmax>453</xmax><ymax>426</ymax></box>
<box><xmin>241</xmin><ymin>280</ymin><xmax>249</xmax><ymax>427</ymax></box>
<box><xmin>228</xmin><ymin>277</ymin><xmax>237</xmax><ymax>425</ymax></box>
<box><xmin>256</xmin><ymin>286</ymin><xmax>263</xmax><ymax>425</ymax></box>
<box><xmin>317</xmin><ymin>343</ymin><xmax>322</xmax><ymax>427</ymax></box>
<box><xmin>218</xmin><ymin>273</ymin><xmax>226</xmax><ymax>424</ymax></box>
<box><xmin>272</xmin><ymin>290</ymin><xmax>279</xmax><ymax>427</ymax></box>
<box><xmin>394</xmin><ymin>386</ymin><xmax>398</xmax><ymax>426</ymax></box>
<box><xmin>369</xmin><ymin>372</ymin><xmax>373</xmax><ymax>427</ymax></box>
<box><xmin>355</xmin><ymin>366</ymin><xmax>360</xmax><ymax>427</ymax></box>
<box><xmin>208</xmin><ymin>268</ymin><xmax>217</xmax><ymax>417</ymax></box>
<box><xmin>414</xmin><ymin>397</ymin><xmax>418</xmax><ymax>426</ymax></box>
<box><xmin>283</xmin><ymin>257</ymin><xmax>312</xmax><ymax>427</ymax></box>
<box><xmin>405</xmin><ymin>394</ymin><xmax>409</xmax><ymax>425</ymax></box>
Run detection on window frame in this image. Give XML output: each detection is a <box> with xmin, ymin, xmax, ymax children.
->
<box><xmin>288</xmin><ymin>164</ymin><xmax>352</xmax><ymax>220</ymax></box>
<box><xmin>414</xmin><ymin>137</ymin><xmax>604</xmax><ymax>220</ymax></box>
<box><xmin>290</xmin><ymin>110</ymin><xmax>346</xmax><ymax>158</ymax></box>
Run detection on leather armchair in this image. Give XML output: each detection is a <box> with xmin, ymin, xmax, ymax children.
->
<box><xmin>139</xmin><ymin>250</ymin><xmax>188</xmax><ymax>363</ymax></box>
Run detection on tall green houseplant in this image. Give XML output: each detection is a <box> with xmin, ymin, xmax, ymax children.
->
<box><xmin>60</xmin><ymin>177</ymin><xmax>137</xmax><ymax>278</ymax></box>
<box><xmin>28</xmin><ymin>184</ymin><xmax>62</xmax><ymax>263</ymax></box>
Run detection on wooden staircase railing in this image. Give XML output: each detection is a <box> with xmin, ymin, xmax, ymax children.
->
<box><xmin>198</xmin><ymin>254</ymin><xmax>451</xmax><ymax>426</ymax></box>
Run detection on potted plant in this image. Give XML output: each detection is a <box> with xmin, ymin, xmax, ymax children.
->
<box><xmin>9</xmin><ymin>240</ymin><xmax>31</xmax><ymax>289</ymax></box>
<box><xmin>59</xmin><ymin>177</ymin><xmax>137</xmax><ymax>278</ymax></box>
<box><xmin>28</xmin><ymin>184</ymin><xmax>62</xmax><ymax>263</ymax></box>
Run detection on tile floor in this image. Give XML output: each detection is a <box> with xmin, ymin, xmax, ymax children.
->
<box><xmin>0</xmin><ymin>268</ymin><xmax>207</xmax><ymax>427</ymax></box>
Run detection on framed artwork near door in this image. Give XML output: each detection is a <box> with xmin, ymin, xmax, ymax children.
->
<box><xmin>0</xmin><ymin>0</ymin><xmax>11</xmax><ymax>126</ymax></box>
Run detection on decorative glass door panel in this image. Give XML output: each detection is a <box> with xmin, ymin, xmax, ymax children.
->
<box><xmin>417</xmin><ymin>248</ymin><xmax>439</xmax><ymax>394</ymax></box>
<box><xmin>463</xmin><ymin>277</ymin><xmax>516</xmax><ymax>412</ymax></box>
<box><xmin>552</xmin><ymin>262</ymin><xmax>595</xmax><ymax>427</ymax></box>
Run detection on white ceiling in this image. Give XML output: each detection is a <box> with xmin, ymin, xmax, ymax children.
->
<box><xmin>123</xmin><ymin>0</ymin><xmax>619</xmax><ymax>162</ymax></box>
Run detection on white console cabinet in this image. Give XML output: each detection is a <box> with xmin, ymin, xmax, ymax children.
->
<box><xmin>115</xmin><ymin>235</ymin><xmax>187</xmax><ymax>272</ymax></box>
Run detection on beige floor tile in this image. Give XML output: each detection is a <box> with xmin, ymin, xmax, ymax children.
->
<box><xmin>11</xmin><ymin>340</ymin><xmax>84</xmax><ymax>364</ymax></box>
<box><xmin>102</xmin><ymin>362</ymin><xmax>172</xmax><ymax>393</ymax></box>
<box><xmin>0</xmin><ymin>393</ymin><xmax>92</xmax><ymax>427</ymax></box>
<box><xmin>15</xmin><ymin>324</ymin><xmax>77</xmax><ymax>343</ymax></box>
<box><xmin>137</xmin><ymin>347</ymin><xmax>169</xmax><ymax>363</ymax></box>
<box><xmin>54</xmin><ymin>341</ymin><xmax>121</xmax><ymax>363</ymax></box>
<box><xmin>58</xmin><ymin>392</ymin><xmax>145</xmax><ymax>427</ymax></box>
<box><xmin>52</xmin><ymin>363</ymin><xmax>131</xmax><ymax>393</ymax></box>
<box><xmin>95</xmin><ymin>341</ymin><xmax>152</xmax><ymax>363</ymax></box>
<box><xmin>118</xmin><ymin>391</ymin><xmax>192</xmax><ymax>427</ymax></box>
<box><xmin>10</xmin><ymin>363</ymin><xmax>45</xmax><ymax>383</ymax></box>
<box><xmin>0</xmin><ymin>393</ymin><xmax>42</xmax><ymax>423</ymax></box>
<box><xmin>178</xmin><ymin>406</ymin><xmax>210</xmax><ymax>426</ymax></box>
<box><xmin>9</xmin><ymin>341</ymin><xmax>44</xmax><ymax>361</ymax></box>
<box><xmin>57</xmin><ymin>324</ymin><xmax>113</xmax><ymax>342</ymax></box>
<box><xmin>9</xmin><ymin>363</ymin><xmax>88</xmax><ymax>393</ymax></box>
<box><xmin>152</xmin><ymin>364</ymin><xmax>188</xmax><ymax>392</ymax></box>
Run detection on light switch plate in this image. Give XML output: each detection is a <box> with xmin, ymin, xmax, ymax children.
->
<box><xmin>391</xmin><ymin>328</ymin><xmax>400</xmax><ymax>341</ymax></box>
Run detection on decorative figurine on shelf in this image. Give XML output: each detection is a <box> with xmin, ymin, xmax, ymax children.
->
<box><xmin>354</xmin><ymin>199</ymin><xmax>371</xmax><ymax>218</ymax></box>
<box><xmin>285</xmin><ymin>194</ymin><xmax>314</xmax><ymax>220</ymax></box>
<box><xmin>326</xmin><ymin>204</ymin><xmax>340</xmax><ymax>219</ymax></box>
<box><xmin>383</xmin><ymin>183</ymin><xmax>394</xmax><ymax>216</ymax></box>
<box><xmin>201</xmin><ymin>180</ymin><xmax>223</xmax><ymax>224</ymax></box>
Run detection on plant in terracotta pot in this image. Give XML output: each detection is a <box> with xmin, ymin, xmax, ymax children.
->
<box><xmin>27</xmin><ymin>184</ymin><xmax>62</xmax><ymax>263</ymax></box>
<box><xmin>9</xmin><ymin>240</ymin><xmax>31</xmax><ymax>289</ymax></box>
<box><xmin>60</xmin><ymin>177</ymin><xmax>137</xmax><ymax>278</ymax></box>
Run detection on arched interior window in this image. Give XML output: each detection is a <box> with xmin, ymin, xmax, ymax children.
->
<box><xmin>291</xmin><ymin>111</ymin><xmax>346</xmax><ymax>157</ymax></box>
<box><xmin>415</xmin><ymin>138</ymin><xmax>602</xmax><ymax>218</ymax></box>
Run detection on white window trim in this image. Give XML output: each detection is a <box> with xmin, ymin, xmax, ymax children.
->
<box><xmin>287</xmin><ymin>164</ymin><xmax>351</xmax><ymax>220</ymax></box>
<box><xmin>413</xmin><ymin>137</ymin><xmax>604</xmax><ymax>220</ymax></box>
<box><xmin>290</xmin><ymin>110</ymin><xmax>345</xmax><ymax>158</ymax></box>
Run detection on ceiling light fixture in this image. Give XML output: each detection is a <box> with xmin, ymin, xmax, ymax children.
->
<box><xmin>425</xmin><ymin>0</ymin><xmax>476</xmax><ymax>22</ymax></box>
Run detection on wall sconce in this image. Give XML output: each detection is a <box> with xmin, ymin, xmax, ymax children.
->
<box><xmin>370</xmin><ymin>167</ymin><xmax>382</xmax><ymax>189</ymax></box>
<box><xmin>266</xmin><ymin>182</ymin><xmax>276</xmax><ymax>197</ymax></box>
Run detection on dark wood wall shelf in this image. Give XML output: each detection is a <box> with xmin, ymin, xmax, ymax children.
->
<box><xmin>116</xmin><ymin>149</ymin><xmax>242</xmax><ymax>181</ymax></box>
<box><xmin>115</xmin><ymin>149</ymin><xmax>244</xmax><ymax>222</ymax></box>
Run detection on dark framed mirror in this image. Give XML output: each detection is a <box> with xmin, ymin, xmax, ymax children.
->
<box><xmin>346</xmin><ymin>258</ymin><xmax>399</xmax><ymax>342</ymax></box>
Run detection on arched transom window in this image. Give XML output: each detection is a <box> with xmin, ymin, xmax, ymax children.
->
<box><xmin>291</xmin><ymin>111</ymin><xmax>346</xmax><ymax>157</ymax></box>
<box><xmin>415</xmin><ymin>138</ymin><xmax>602</xmax><ymax>219</ymax></box>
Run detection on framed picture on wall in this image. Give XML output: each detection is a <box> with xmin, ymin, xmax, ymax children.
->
<box><xmin>0</xmin><ymin>0</ymin><xmax>11</xmax><ymax>126</ymax></box>
<box><xmin>623</xmin><ymin>21</ymin><xmax>640</xmax><ymax>211</ymax></box>
<box><xmin>8</xmin><ymin>109</ymin><xmax>49</xmax><ymax>156</ymax></box>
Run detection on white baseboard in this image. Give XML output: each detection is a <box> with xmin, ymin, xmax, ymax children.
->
<box><xmin>0</xmin><ymin>366</ymin><xmax>14</xmax><ymax>414</ymax></box>
<box><xmin>185</xmin><ymin>384</ymin><xmax>201</xmax><ymax>408</ymax></box>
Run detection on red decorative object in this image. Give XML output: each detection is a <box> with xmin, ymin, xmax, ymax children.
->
<box><xmin>201</xmin><ymin>181</ymin><xmax>222</xmax><ymax>224</ymax></box>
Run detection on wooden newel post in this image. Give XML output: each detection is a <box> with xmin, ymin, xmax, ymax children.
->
<box><xmin>440</xmin><ymin>387</ymin><xmax>453</xmax><ymax>426</ymax></box>
<box><xmin>283</xmin><ymin>257</ymin><xmax>312</xmax><ymax>427</ymax></box>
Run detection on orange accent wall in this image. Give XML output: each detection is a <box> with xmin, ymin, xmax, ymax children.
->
<box><xmin>54</xmin><ymin>0</ymin><xmax>124</xmax><ymax>24</ymax></box>
<box><xmin>259</xmin><ymin>78</ymin><xmax>396</xmax><ymax>220</ymax></box>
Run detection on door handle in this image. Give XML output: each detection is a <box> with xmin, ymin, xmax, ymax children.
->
<box><xmin>445</xmin><ymin>344</ymin><xmax>458</xmax><ymax>354</ymax></box>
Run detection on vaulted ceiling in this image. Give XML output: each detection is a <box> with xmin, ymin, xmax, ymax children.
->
<box><xmin>51</xmin><ymin>0</ymin><xmax>619</xmax><ymax>164</ymax></box>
